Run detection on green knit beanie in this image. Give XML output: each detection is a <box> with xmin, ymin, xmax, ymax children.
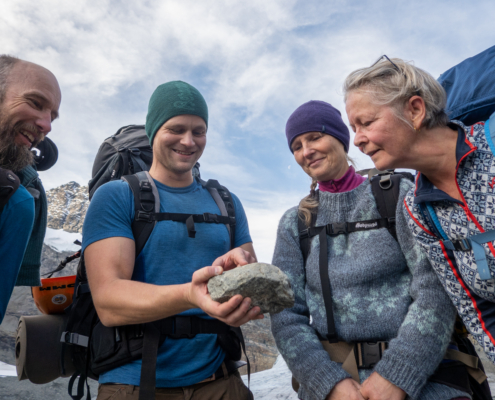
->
<box><xmin>145</xmin><ymin>81</ymin><xmax>208</xmax><ymax>145</ymax></box>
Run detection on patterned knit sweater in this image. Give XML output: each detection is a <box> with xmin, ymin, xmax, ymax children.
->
<box><xmin>404</xmin><ymin>119</ymin><xmax>495</xmax><ymax>364</ymax></box>
<box><xmin>270</xmin><ymin>179</ymin><xmax>469</xmax><ymax>400</ymax></box>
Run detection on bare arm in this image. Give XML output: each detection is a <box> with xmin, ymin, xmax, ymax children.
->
<box><xmin>86</xmin><ymin>237</ymin><xmax>261</xmax><ymax>327</ymax></box>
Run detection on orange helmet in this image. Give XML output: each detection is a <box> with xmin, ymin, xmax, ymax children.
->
<box><xmin>31</xmin><ymin>275</ymin><xmax>76</xmax><ymax>315</ymax></box>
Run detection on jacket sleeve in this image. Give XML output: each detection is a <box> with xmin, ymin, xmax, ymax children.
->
<box><xmin>0</xmin><ymin>189</ymin><xmax>34</xmax><ymax>324</ymax></box>
<box><xmin>270</xmin><ymin>207</ymin><xmax>351</xmax><ymax>400</ymax></box>
<box><xmin>373</xmin><ymin>180</ymin><xmax>456</xmax><ymax>400</ymax></box>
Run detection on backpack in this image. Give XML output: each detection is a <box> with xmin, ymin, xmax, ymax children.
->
<box><xmin>0</xmin><ymin>167</ymin><xmax>20</xmax><ymax>214</ymax></box>
<box><xmin>60</xmin><ymin>126</ymin><xmax>247</xmax><ymax>400</ymax></box>
<box><xmin>296</xmin><ymin>170</ymin><xmax>490</xmax><ymax>399</ymax></box>
<box><xmin>88</xmin><ymin>124</ymin><xmax>153</xmax><ymax>200</ymax></box>
<box><xmin>438</xmin><ymin>45</ymin><xmax>495</xmax><ymax>126</ymax></box>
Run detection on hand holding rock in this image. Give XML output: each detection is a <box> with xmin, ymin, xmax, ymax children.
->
<box><xmin>207</xmin><ymin>263</ymin><xmax>295</xmax><ymax>314</ymax></box>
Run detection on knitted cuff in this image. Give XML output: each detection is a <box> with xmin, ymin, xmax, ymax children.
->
<box><xmin>15</xmin><ymin>264</ymin><xmax>41</xmax><ymax>286</ymax></box>
<box><xmin>296</xmin><ymin>356</ymin><xmax>351</xmax><ymax>400</ymax></box>
<box><xmin>374</xmin><ymin>352</ymin><xmax>429</xmax><ymax>400</ymax></box>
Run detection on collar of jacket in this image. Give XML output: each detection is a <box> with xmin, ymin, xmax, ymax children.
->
<box><xmin>413</xmin><ymin>121</ymin><xmax>475</xmax><ymax>205</ymax></box>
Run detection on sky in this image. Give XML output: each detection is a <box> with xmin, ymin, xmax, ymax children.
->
<box><xmin>1</xmin><ymin>0</ymin><xmax>495</xmax><ymax>262</ymax></box>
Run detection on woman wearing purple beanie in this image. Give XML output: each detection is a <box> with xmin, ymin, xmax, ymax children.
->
<box><xmin>270</xmin><ymin>100</ymin><xmax>473</xmax><ymax>400</ymax></box>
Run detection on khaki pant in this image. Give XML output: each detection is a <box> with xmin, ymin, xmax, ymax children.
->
<box><xmin>96</xmin><ymin>371</ymin><xmax>252</xmax><ymax>400</ymax></box>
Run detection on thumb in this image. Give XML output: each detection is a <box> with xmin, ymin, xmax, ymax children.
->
<box><xmin>192</xmin><ymin>266</ymin><xmax>223</xmax><ymax>284</ymax></box>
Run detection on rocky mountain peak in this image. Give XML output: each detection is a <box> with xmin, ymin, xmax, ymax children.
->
<box><xmin>46</xmin><ymin>181</ymin><xmax>89</xmax><ymax>233</ymax></box>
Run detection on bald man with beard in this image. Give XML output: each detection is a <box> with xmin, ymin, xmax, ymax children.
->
<box><xmin>0</xmin><ymin>55</ymin><xmax>61</xmax><ymax>324</ymax></box>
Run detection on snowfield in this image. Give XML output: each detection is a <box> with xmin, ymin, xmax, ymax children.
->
<box><xmin>43</xmin><ymin>228</ymin><xmax>82</xmax><ymax>252</ymax></box>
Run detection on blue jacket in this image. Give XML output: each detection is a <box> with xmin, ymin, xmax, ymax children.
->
<box><xmin>404</xmin><ymin>119</ymin><xmax>495</xmax><ymax>363</ymax></box>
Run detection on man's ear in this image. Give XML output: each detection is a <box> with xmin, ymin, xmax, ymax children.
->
<box><xmin>407</xmin><ymin>96</ymin><xmax>426</xmax><ymax>130</ymax></box>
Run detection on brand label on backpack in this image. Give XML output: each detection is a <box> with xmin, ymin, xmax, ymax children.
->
<box><xmin>355</xmin><ymin>222</ymin><xmax>379</xmax><ymax>229</ymax></box>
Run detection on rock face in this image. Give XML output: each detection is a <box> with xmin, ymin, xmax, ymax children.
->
<box><xmin>208</xmin><ymin>263</ymin><xmax>295</xmax><ymax>314</ymax></box>
<box><xmin>239</xmin><ymin>315</ymin><xmax>279</xmax><ymax>375</ymax></box>
<box><xmin>46</xmin><ymin>181</ymin><xmax>89</xmax><ymax>233</ymax></box>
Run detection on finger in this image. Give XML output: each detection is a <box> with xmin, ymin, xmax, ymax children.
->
<box><xmin>211</xmin><ymin>255</ymin><xmax>226</xmax><ymax>267</ymax></box>
<box><xmin>192</xmin><ymin>266</ymin><xmax>223</xmax><ymax>283</ymax></box>
<box><xmin>226</xmin><ymin>304</ymin><xmax>262</xmax><ymax>327</ymax></box>
<box><xmin>207</xmin><ymin>294</ymin><xmax>244</xmax><ymax>317</ymax></box>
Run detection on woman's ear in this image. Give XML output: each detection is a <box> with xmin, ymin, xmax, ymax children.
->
<box><xmin>406</xmin><ymin>96</ymin><xmax>426</xmax><ymax>130</ymax></box>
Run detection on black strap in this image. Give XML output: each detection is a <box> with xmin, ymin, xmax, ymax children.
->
<box><xmin>319</xmin><ymin>228</ymin><xmax>338</xmax><ymax>342</ymax></box>
<box><xmin>233</xmin><ymin>326</ymin><xmax>250</xmax><ymax>388</ymax></box>
<box><xmin>370</xmin><ymin>173</ymin><xmax>402</xmax><ymax>241</ymax></box>
<box><xmin>0</xmin><ymin>167</ymin><xmax>20</xmax><ymax>214</ymax></box>
<box><xmin>123</xmin><ymin>172</ymin><xmax>158</xmax><ymax>256</ymax></box>
<box><xmin>298</xmin><ymin>209</ymin><xmax>318</xmax><ymax>263</ymax></box>
<box><xmin>300</xmin><ymin>218</ymin><xmax>394</xmax><ymax>240</ymax></box>
<box><xmin>139</xmin><ymin>322</ymin><xmax>160</xmax><ymax>400</ymax></box>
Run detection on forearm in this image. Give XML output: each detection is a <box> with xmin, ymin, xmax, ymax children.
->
<box><xmin>91</xmin><ymin>278</ymin><xmax>194</xmax><ymax>327</ymax></box>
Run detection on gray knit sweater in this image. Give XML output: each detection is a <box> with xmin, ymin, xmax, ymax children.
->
<box><xmin>270</xmin><ymin>179</ymin><xmax>470</xmax><ymax>400</ymax></box>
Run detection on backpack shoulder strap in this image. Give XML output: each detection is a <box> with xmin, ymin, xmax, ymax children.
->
<box><xmin>122</xmin><ymin>171</ymin><xmax>159</xmax><ymax>256</ymax></box>
<box><xmin>298</xmin><ymin>208</ymin><xmax>317</xmax><ymax>264</ymax></box>
<box><xmin>0</xmin><ymin>168</ymin><xmax>20</xmax><ymax>214</ymax></box>
<box><xmin>484</xmin><ymin>112</ymin><xmax>495</xmax><ymax>155</ymax></box>
<box><xmin>201</xmin><ymin>179</ymin><xmax>236</xmax><ymax>249</ymax></box>
<box><xmin>369</xmin><ymin>172</ymin><xmax>402</xmax><ymax>241</ymax></box>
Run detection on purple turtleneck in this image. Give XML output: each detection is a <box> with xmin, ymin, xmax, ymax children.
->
<box><xmin>318</xmin><ymin>165</ymin><xmax>366</xmax><ymax>193</ymax></box>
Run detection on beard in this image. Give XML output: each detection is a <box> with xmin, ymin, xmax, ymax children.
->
<box><xmin>0</xmin><ymin>114</ymin><xmax>43</xmax><ymax>172</ymax></box>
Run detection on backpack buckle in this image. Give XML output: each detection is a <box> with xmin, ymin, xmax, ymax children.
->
<box><xmin>328</xmin><ymin>222</ymin><xmax>347</xmax><ymax>236</ymax></box>
<box><xmin>355</xmin><ymin>342</ymin><xmax>387</xmax><ymax>368</ymax></box>
<box><xmin>203</xmin><ymin>212</ymin><xmax>219</xmax><ymax>223</ymax></box>
<box><xmin>140</xmin><ymin>181</ymin><xmax>152</xmax><ymax>192</ymax></box>
<box><xmin>172</xmin><ymin>316</ymin><xmax>196</xmax><ymax>339</ymax></box>
<box><xmin>135</xmin><ymin>211</ymin><xmax>154</xmax><ymax>222</ymax></box>
<box><xmin>453</xmin><ymin>238</ymin><xmax>472</xmax><ymax>252</ymax></box>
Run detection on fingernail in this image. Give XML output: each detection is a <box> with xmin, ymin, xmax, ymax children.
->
<box><xmin>215</xmin><ymin>267</ymin><xmax>222</xmax><ymax>275</ymax></box>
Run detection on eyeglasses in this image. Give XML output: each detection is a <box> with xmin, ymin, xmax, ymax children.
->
<box><xmin>370</xmin><ymin>55</ymin><xmax>406</xmax><ymax>78</ymax></box>
<box><xmin>370</xmin><ymin>54</ymin><xmax>420</xmax><ymax>95</ymax></box>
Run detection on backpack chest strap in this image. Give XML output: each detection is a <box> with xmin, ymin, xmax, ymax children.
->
<box><xmin>300</xmin><ymin>217</ymin><xmax>393</xmax><ymax>240</ymax></box>
<box><xmin>135</xmin><ymin>211</ymin><xmax>234</xmax><ymax>238</ymax></box>
<box><xmin>421</xmin><ymin>202</ymin><xmax>493</xmax><ymax>280</ymax></box>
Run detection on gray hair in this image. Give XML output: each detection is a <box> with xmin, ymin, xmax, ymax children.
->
<box><xmin>343</xmin><ymin>57</ymin><xmax>449</xmax><ymax>130</ymax></box>
<box><xmin>0</xmin><ymin>55</ymin><xmax>21</xmax><ymax>104</ymax></box>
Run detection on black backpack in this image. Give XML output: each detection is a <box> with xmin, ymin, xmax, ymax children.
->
<box><xmin>88</xmin><ymin>125</ymin><xmax>153</xmax><ymax>200</ymax></box>
<box><xmin>60</xmin><ymin>126</ymin><xmax>247</xmax><ymax>400</ymax></box>
<box><xmin>0</xmin><ymin>167</ymin><xmax>20</xmax><ymax>214</ymax></box>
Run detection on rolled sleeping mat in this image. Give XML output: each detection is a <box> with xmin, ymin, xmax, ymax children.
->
<box><xmin>16</xmin><ymin>315</ymin><xmax>75</xmax><ymax>384</ymax></box>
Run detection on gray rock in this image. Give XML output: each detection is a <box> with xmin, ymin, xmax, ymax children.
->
<box><xmin>208</xmin><ymin>263</ymin><xmax>294</xmax><ymax>314</ymax></box>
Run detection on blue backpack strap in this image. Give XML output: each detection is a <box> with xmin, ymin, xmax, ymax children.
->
<box><xmin>423</xmin><ymin>202</ymin><xmax>492</xmax><ymax>280</ymax></box>
<box><xmin>483</xmin><ymin>112</ymin><xmax>495</xmax><ymax>155</ymax></box>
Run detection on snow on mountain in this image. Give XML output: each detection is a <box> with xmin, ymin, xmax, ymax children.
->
<box><xmin>44</xmin><ymin>228</ymin><xmax>82</xmax><ymax>252</ymax></box>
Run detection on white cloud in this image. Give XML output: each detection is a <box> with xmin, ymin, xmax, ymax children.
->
<box><xmin>2</xmin><ymin>0</ymin><xmax>495</xmax><ymax>259</ymax></box>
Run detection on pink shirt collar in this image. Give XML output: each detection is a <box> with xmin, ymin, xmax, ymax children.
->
<box><xmin>318</xmin><ymin>166</ymin><xmax>366</xmax><ymax>193</ymax></box>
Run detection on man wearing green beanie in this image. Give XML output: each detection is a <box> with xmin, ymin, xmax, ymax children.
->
<box><xmin>83</xmin><ymin>81</ymin><xmax>258</xmax><ymax>400</ymax></box>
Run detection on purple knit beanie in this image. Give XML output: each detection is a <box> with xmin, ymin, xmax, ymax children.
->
<box><xmin>285</xmin><ymin>100</ymin><xmax>350</xmax><ymax>153</ymax></box>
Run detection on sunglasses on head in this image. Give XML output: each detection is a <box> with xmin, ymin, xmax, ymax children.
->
<box><xmin>370</xmin><ymin>54</ymin><xmax>420</xmax><ymax>95</ymax></box>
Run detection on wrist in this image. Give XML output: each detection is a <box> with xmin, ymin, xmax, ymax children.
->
<box><xmin>181</xmin><ymin>282</ymin><xmax>196</xmax><ymax>309</ymax></box>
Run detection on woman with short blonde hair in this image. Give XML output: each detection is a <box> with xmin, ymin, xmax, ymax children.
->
<box><xmin>344</xmin><ymin>55</ymin><xmax>495</xmax><ymax>366</ymax></box>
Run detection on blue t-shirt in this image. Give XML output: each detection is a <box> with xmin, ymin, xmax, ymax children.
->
<box><xmin>82</xmin><ymin>178</ymin><xmax>252</xmax><ymax>387</ymax></box>
<box><xmin>0</xmin><ymin>185</ymin><xmax>34</xmax><ymax>324</ymax></box>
